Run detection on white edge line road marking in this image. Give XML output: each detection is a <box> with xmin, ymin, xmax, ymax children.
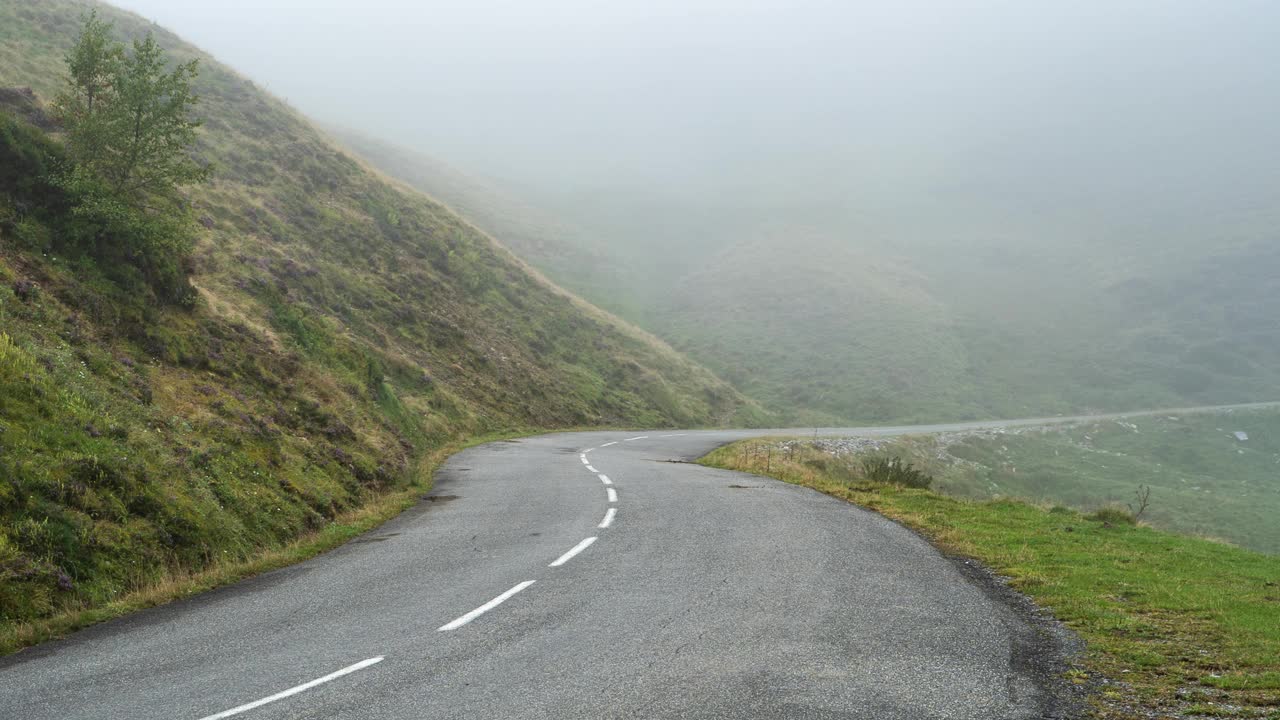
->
<box><xmin>438</xmin><ymin>581</ymin><xmax>536</xmax><ymax>631</ymax></box>
<box><xmin>581</xmin><ymin>457</ymin><xmax>589</xmax><ymax>465</ymax></box>
<box><xmin>598</xmin><ymin>508</ymin><xmax>616</xmax><ymax>528</ymax></box>
<box><xmin>584</xmin><ymin>448</ymin><xmax>594</xmax><ymax>453</ymax></box>
<box><xmin>624</xmin><ymin>436</ymin><xmax>648</xmax><ymax>442</ymax></box>
<box><xmin>598</xmin><ymin>474</ymin><xmax>611</xmax><ymax>485</ymax></box>
<box><xmin>606</xmin><ymin>487</ymin><xmax>618</xmax><ymax>503</ymax></box>
<box><xmin>601</xmin><ymin>441</ymin><xmax>617</xmax><ymax>447</ymax></box>
<box><xmin>549</xmin><ymin>537</ymin><xmax>597</xmax><ymax>567</ymax></box>
<box><xmin>586</xmin><ymin>465</ymin><xmax>598</xmax><ymax>473</ymax></box>
<box><xmin>197</xmin><ymin>657</ymin><xmax>384</xmax><ymax>720</ymax></box>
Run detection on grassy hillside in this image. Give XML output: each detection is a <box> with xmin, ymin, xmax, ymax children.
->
<box><xmin>343</xmin><ymin>131</ymin><xmax>1280</xmax><ymax>424</ymax></box>
<box><xmin>705</xmin><ymin>439</ymin><xmax>1280</xmax><ymax>718</ymax></box>
<box><xmin>818</xmin><ymin>408</ymin><xmax>1280</xmax><ymax>554</ymax></box>
<box><xmin>0</xmin><ymin>0</ymin><xmax>762</xmax><ymax>642</ymax></box>
<box><xmin>658</xmin><ymin>233</ymin><xmax>975</xmax><ymax>424</ymax></box>
<box><xmin>326</xmin><ymin>129</ymin><xmax>636</xmax><ymax>313</ymax></box>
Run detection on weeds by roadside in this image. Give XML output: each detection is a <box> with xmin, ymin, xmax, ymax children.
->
<box><xmin>861</xmin><ymin>455</ymin><xmax>933</xmax><ymax>489</ymax></box>
<box><xmin>0</xmin><ymin>430</ymin><xmax>526</xmax><ymax>656</ymax></box>
<box><xmin>703</xmin><ymin>438</ymin><xmax>1280</xmax><ymax>719</ymax></box>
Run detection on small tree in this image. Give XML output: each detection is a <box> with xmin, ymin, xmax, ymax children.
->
<box><xmin>1128</xmin><ymin>484</ymin><xmax>1152</xmax><ymax>522</ymax></box>
<box><xmin>52</xmin><ymin>11</ymin><xmax>209</xmax><ymax>303</ymax></box>
<box><xmin>56</xmin><ymin>10</ymin><xmax>121</xmax><ymax>167</ymax></box>
<box><xmin>99</xmin><ymin>34</ymin><xmax>208</xmax><ymax>199</ymax></box>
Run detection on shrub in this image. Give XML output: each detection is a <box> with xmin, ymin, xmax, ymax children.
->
<box><xmin>12</xmin><ymin>216</ymin><xmax>52</xmax><ymax>251</ymax></box>
<box><xmin>862</xmin><ymin>456</ymin><xmax>933</xmax><ymax>489</ymax></box>
<box><xmin>0</xmin><ymin>110</ymin><xmax>65</xmax><ymax>204</ymax></box>
<box><xmin>1088</xmin><ymin>506</ymin><xmax>1137</xmax><ymax>526</ymax></box>
<box><xmin>0</xmin><ymin>332</ymin><xmax>36</xmax><ymax>377</ymax></box>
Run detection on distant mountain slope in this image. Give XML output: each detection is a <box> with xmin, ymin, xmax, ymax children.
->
<box><xmin>328</xmin><ymin>129</ymin><xmax>646</xmax><ymax>319</ymax></box>
<box><xmin>345</xmin><ymin>132</ymin><xmax>1280</xmax><ymax>424</ymax></box>
<box><xmin>657</xmin><ymin>233</ymin><xmax>972</xmax><ymax>423</ymax></box>
<box><xmin>0</xmin><ymin>0</ymin><xmax>762</xmax><ymax>632</ymax></box>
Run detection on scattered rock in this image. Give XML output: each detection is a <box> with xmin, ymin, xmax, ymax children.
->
<box><xmin>323</xmin><ymin>420</ymin><xmax>354</xmax><ymax>440</ymax></box>
<box><xmin>332</xmin><ymin>446</ymin><xmax>353</xmax><ymax>465</ymax></box>
<box><xmin>13</xmin><ymin>279</ymin><xmax>39</xmax><ymax>302</ymax></box>
<box><xmin>809</xmin><ymin>437</ymin><xmax>891</xmax><ymax>456</ymax></box>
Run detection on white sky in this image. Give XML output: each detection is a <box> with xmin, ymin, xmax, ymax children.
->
<box><xmin>111</xmin><ymin>0</ymin><xmax>1280</xmax><ymax>234</ymax></box>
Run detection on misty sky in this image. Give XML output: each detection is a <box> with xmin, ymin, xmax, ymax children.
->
<box><xmin>115</xmin><ymin>0</ymin><xmax>1280</xmax><ymax>240</ymax></box>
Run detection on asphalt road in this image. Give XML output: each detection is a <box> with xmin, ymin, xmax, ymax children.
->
<box><xmin>0</xmin><ymin>421</ymin><xmax>1107</xmax><ymax>720</ymax></box>
<box><xmin>11</xmin><ymin>404</ymin><xmax>1275</xmax><ymax>717</ymax></box>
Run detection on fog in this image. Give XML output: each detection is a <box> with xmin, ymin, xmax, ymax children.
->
<box><xmin>115</xmin><ymin>0</ymin><xmax>1280</xmax><ymax>421</ymax></box>
<box><xmin>115</xmin><ymin>0</ymin><xmax>1279</xmax><ymax>194</ymax></box>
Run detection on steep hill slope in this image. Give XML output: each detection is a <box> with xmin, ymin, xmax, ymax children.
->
<box><xmin>348</xmin><ymin>129</ymin><xmax>1280</xmax><ymax>424</ymax></box>
<box><xmin>0</xmin><ymin>0</ymin><xmax>761</xmax><ymax>634</ymax></box>
<box><xmin>329</xmin><ymin>129</ymin><xmax>649</xmax><ymax>320</ymax></box>
<box><xmin>657</xmin><ymin>233</ymin><xmax>973</xmax><ymax>423</ymax></box>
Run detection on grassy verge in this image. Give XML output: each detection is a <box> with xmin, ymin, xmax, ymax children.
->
<box><xmin>0</xmin><ymin>430</ymin><xmax>527</xmax><ymax>657</ymax></box>
<box><xmin>702</xmin><ymin>439</ymin><xmax>1280</xmax><ymax>719</ymax></box>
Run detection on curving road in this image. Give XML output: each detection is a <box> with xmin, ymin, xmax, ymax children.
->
<box><xmin>0</xmin><ymin>422</ymin><xmax>1114</xmax><ymax>720</ymax></box>
<box><xmin>10</xmin><ymin>404</ymin><xmax>1275</xmax><ymax>717</ymax></box>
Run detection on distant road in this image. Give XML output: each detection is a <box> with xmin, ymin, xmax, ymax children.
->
<box><xmin>791</xmin><ymin>400</ymin><xmax>1280</xmax><ymax>439</ymax></box>
<box><xmin>6</xmin><ymin>402</ymin><xmax>1273</xmax><ymax>719</ymax></box>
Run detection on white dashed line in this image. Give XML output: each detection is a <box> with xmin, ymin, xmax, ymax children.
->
<box><xmin>580</xmin><ymin>457</ymin><xmax>590</xmax><ymax>465</ymax></box>
<box><xmin>586</xmin><ymin>465</ymin><xmax>598</xmax><ymax>473</ymax></box>
<box><xmin>598</xmin><ymin>508</ymin><xmax>616</xmax><ymax>528</ymax></box>
<box><xmin>598</xmin><ymin>474</ymin><xmax>611</xmax><ymax>485</ymax></box>
<box><xmin>438</xmin><ymin>581</ymin><xmax>536</xmax><ymax>631</ymax></box>
<box><xmin>196</xmin><ymin>657</ymin><xmax>384</xmax><ymax>720</ymax></box>
<box><xmin>549</xmin><ymin>537</ymin><xmax>597</xmax><ymax>567</ymax></box>
<box><xmin>624</xmin><ymin>436</ymin><xmax>648</xmax><ymax>442</ymax></box>
<box><xmin>601</xmin><ymin>441</ymin><xmax>618</xmax><ymax>447</ymax></box>
<box><xmin>583</xmin><ymin>448</ymin><xmax>594</xmax><ymax>453</ymax></box>
<box><xmin>606</xmin><ymin>487</ymin><xmax>618</xmax><ymax>503</ymax></box>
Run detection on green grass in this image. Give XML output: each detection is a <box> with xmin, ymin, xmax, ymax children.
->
<box><xmin>827</xmin><ymin>408</ymin><xmax>1280</xmax><ymax>554</ymax></box>
<box><xmin>704</xmin><ymin>439</ymin><xmax>1280</xmax><ymax>718</ymax></box>
<box><xmin>0</xmin><ymin>0</ymin><xmax>764</xmax><ymax>651</ymax></box>
<box><xmin>0</xmin><ymin>430</ymin><xmax>520</xmax><ymax>655</ymax></box>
